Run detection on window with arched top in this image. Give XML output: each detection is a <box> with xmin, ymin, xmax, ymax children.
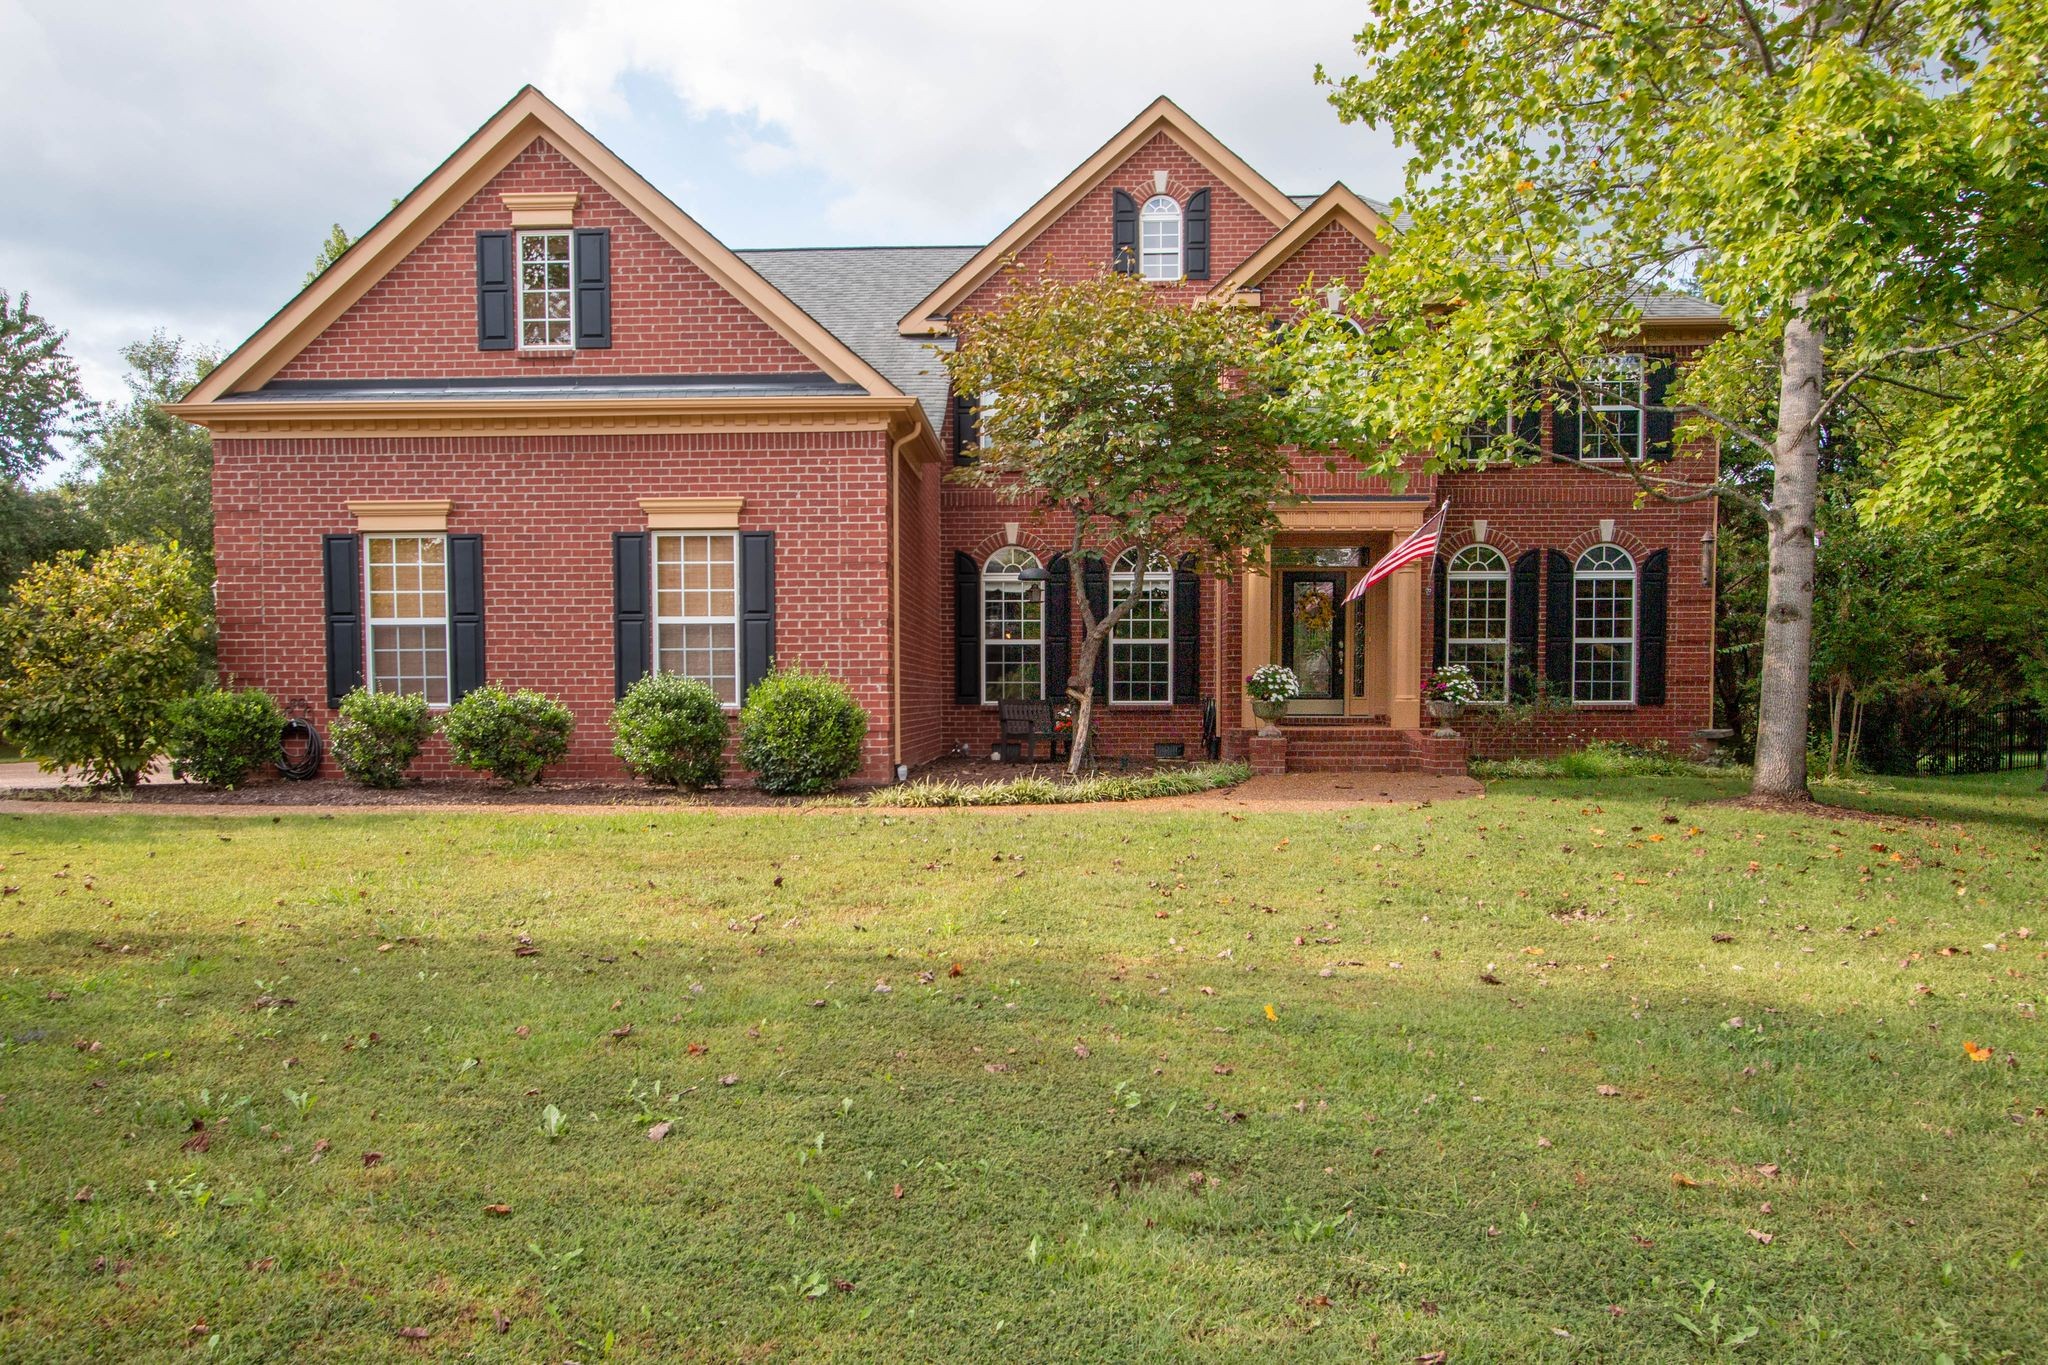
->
<box><xmin>1446</xmin><ymin>544</ymin><xmax>1510</xmax><ymax>703</ymax></box>
<box><xmin>1110</xmin><ymin>548</ymin><xmax>1173</xmax><ymax>703</ymax></box>
<box><xmin>1140</xmin><ymin>195</ymin><xmax>1182</xmax><ymax>281</ymax></box>
<box><xmin>982</xmin><ymin>546</ymin><xmax>1043</xmax><ymax>702</ymax></box>
<box><xmin>1573</xmin><ymin>544</ymin><xmax>1636</xmax><ymax>703</ymax></box>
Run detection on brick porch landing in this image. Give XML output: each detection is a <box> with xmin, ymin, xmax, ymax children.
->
<box><xmin>1237</xmin><ymin>721</ymin><xmax>1471</xmax><ymax>776</ymax></box>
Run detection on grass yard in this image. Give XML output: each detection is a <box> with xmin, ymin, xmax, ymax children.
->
<box><xmin>0</xmin><ymin>770</ymin><xmax>2043</xmax><ymax>1361</ymax></box>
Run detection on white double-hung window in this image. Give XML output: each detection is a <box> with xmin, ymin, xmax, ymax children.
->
<box><xmin>364</xmin><ymin>533</ymin><xmax>450</xmax><ymax>704</ymax></box>
<box><xmin>1110</xmin><ymin>548</ymin><xmax>1172</xmax><ymax>703</ymax></box>
<box><xmin>982</xmin><ymin>546</ymin><xmax>1044</xmax><ymax>701</ymax></box>
<box><xmin>1444</xmin><ymin>545</ymin><xmax>1511</xmax><ymax>703</ymax></box>
<box><xmin>1139</xmin><ymin>195</ymin><xmax>1182</xmax><ymax>281</ymax></box>
<box><xmin>517</xmin><ymin>231</ymin><xmax>574</xmax><ymax>349</ymax></box>
<box><xmin>1579</xmin><ymin>355</ymin><xmax>1645</xmax><ymax>462</ymax></box>
<box><xmin>1573</xmin><ymin>544</ymin><xmax>1636</xmax><ymax>703</ymax></box>
<box><xmin>653</xmin><ymin>532</ymin><xmax>740</xmax><ymax>705</ymax></box>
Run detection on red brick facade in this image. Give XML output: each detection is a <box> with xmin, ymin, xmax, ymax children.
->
<box><xmin>188</xmin><ymin>92</ymin><xmax>1721</xmax><ymax>786</ymax></box>
<box><xmin>279</xmin><ymin>139</ymin><xmax>822</xmax><ymax>383</ymax></box>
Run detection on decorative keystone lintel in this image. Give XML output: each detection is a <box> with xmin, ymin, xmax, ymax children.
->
<box><xmin>347</xmin><ymin>499</ymin><xmax>452</xmax><ymax>533</ymax></box>
<box><xmin>501</xmin><ymin>191</ymin><xmax>580</xmax><ymax>228</ymax></box>
<box><xmin>639</xmin><ymin>496</ymin><xmax>744</xmax><ymax>530</ymax></box>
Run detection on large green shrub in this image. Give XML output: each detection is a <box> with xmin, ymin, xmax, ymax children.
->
<box><xmin>330</xmin><ymin>687</ymin><xmax>435</xmax><ymax>788</ymax></box>
<box><xmin>165</xmin><ymin>688</ymin><xmax>284</xmax><ymax>789</ymax></box>
<box><xmin>0</xmin><ymin>542</ymin><xmax>208</xmax><ymax>786</ymax></box>
<box><xmin>739</xmin><ymin>667</ymin><xmax>868</xmax><ymax>795</ymax></box>
<box><xmin>440</xmin><ymin>684</ymin><xmax>572</xmax><ymax>786</ymax></box>
<box><xmin>612</xmin><ymin>673</ymin><xmax>730</xmax><ymax>788</ymax></box>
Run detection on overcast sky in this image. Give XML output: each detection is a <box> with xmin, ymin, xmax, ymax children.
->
<box><xmin>0</xmin><ymin>1</ymin><xmax>1401</xmax><ymax>410</ymax></box>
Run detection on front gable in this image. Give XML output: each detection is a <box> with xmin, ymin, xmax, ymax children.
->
<box><xmin>898</xmin><ymin>97</ymin><xmax>1299</xmax><ymax>334</ymax></box>
<box><xmin>183</xmin><ymin>87</ymin><xmax>898</xmax><ymax>405</ymax></box>
<box><xmin>1208</xmin><ymin>183</ymin><xmax>1394</xmax><ymax>312</ymax></box>
<box><xmin>276</xmin><ymin>138</ymin><xmax>821</xmax><ymax>382</ymax></box>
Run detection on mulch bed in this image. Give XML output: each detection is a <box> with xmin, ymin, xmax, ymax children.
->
<box><xmin>1708</xmin><ymin>792</ymin><xmax>1933</xmax><ymax>827</ymax></box>
<box><xmin>0</xmin><ymin>752</ymin><xmax>1207</xmax><ymax>811</ymax></box>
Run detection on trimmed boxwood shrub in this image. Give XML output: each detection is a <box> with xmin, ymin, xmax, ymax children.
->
<box><xmin>440</xmin><ymin>684</ymin><xmax>572</xmax><ymax>786</ymax></box>
<box><xmin>165</xmin><ymin>688</ymin><xmax>284</xmax><ymax>789</ymax></box>
<box><xmin>330</xmin><ymin>687</ymin><xmax>434</xmax><ymax>788</ymax></box>
<box><xmin>612</xmin><ymin>673</ymin><xmax>730</xmax><ymax>788</ymax></box>
<box><xmin>739</xmin><ymin>667</ymin><xmax>868</xmax><ymax>795</ymax></box>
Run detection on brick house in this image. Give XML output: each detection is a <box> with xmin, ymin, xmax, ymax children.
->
<box><xmin>170</xmin><ymin>87</ymin><xmax>1723</xmax><ymax>783</ymax></box>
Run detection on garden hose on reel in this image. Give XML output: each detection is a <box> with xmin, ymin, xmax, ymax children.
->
<box><xmin>276</xmin><ymin>715</ymin><xmax>324</xmax><ymax>781</ymax></box>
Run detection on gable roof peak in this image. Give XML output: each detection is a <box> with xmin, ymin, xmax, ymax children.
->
<box><xmin>895</xmin><ymin>96</ymin><xmax>1301</xmax><ymax>336</ymax></box>
<box><xmin>182</xmin><ymin>85</ymin><xmax>899</xmax><ymax>405</ymax></box>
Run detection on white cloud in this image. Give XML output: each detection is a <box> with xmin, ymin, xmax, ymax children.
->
<box><xmin>0</xmin><ymin>0</ymin><xmax>1399</xmax><ymax>411</ymax></box>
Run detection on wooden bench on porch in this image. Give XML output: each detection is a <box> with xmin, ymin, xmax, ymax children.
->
<box><xmin>998</xmin><ymin>700</ymin><xmax>1069</xmax><ymax>763</ymax></box>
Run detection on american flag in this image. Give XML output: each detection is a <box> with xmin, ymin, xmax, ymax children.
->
<box><xmin>1344</xmin><ymin>503</ymin><xmax>1450</xmax><ymax>604</ymax></box>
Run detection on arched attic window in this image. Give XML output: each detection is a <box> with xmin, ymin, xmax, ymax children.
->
<box><xmin>1140</xmin><ymin>195</ymin><xmax>1182</xmax><ymax>281</ymax></box>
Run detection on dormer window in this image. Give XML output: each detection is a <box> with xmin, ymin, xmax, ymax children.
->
<box><xmin>1140</xmin><ymin>195</ymin><xmax>1182</xmax><ymax>281</ymax></box>
<box><xmin>518</xmin><ymin>231</ymin><xmax>574</xmax><ymax>349</ymax></box>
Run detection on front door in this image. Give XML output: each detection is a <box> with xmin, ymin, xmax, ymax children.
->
<box><xmin>1280</xmin><ymin>571</ymin><xmax>1346</xmax><ymax>711</ymax></box>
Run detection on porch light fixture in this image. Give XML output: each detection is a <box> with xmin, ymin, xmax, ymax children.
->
<box><xmin>1017</xmin><ymin>562</ymin><xmax>1052</xmax><ymax>602</ymax></box>
<box><xmin>1700</xmin><ymin>527</ymin><xmax>1717</xmax><ymax>585</ymax></box>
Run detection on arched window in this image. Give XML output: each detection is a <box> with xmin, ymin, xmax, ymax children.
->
<box><xmin>1140</xmin><ymin>195</ymin><xmax>1182</xmax><ymax>281</ymax></box>
<box><xmin>982</xmin><ymin>546</ymin><xmax>1043</xmax><ymax>701</ymax></box>
<box><xmin>1573</xmin><ymin>544</ymin><xmax>1636</xmax><ymax>703</ymax></box>
<box><xmin>1110</xmin><ymin>548</ymin><xmax>1173</xmax><ymax>703</ymax></box>
<box><xmin>1445</xmin><ymin>544</ymin><xmax>1510</xmax><ymax>703</ymax></box>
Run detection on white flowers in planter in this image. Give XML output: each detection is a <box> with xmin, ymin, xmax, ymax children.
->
<box><xmin>1246</xmin><ymin>665</ymin><xmax>1302</xmax><ymax>703</ymax></box>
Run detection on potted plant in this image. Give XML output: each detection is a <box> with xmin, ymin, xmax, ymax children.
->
<box><xmin>1424</xmin><ymin>664</ymin><xmax>1482</xmax><ymax>736</ymax></box>
<box><xmin>1246</xmin><ymin>665</ymin><xmax>1301</xmax><ymax>736</ymax></box>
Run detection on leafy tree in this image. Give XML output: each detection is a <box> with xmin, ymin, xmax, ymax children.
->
<box><xmin>946</xmin><ymin>269</ymin><xmax>1298</xmax><ymax>773</ymax></box>
<box><xmin>71</xmin><ymin>334</ymin><xmax>218</xmax><ymax>569</ymax></box>
<box><xmin>0</xmin><ymin>289</ymin><xmax>84</xmax><ymax>479</ymax></box>
<box><xmin>0</xmin><ymin>480</ymin><xmax>102</xmax><ymax>591</ymax></box>
<box><xmin>306</xmin><ymin>223</ymin><xmax>353</xmax><ymax>286</ymax></box>
<box><xmin>1290</xmin><ymin>0</ymin><xmax>2048</xmax><ymax>801</ymax></box>
<box><xmin>0</xmin><ymin>542</ymin><xmax>208</xmax><ymax>786</ymax></box>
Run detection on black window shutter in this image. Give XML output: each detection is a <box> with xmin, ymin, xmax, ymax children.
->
<box><xmin>1637</xmin><ymin>548</ymin><xmax>1668</xmax><ymax>704</ymax></box>
<box><xmin>1509</xmin><ymin>549</ymin><xmax>1541</xmax><ymax>701</ymax></box>
<box><xmin>1112</xmin><ymin>190</ymin><xmax>1138</xmax><ymax>274</ymax></box>
<box><xmin>476</xmin><ymin>231</ymin><xmax>514</xmax><ymax>350</ymax></box>
<box><xmin>740</xmin><ymin>532</ymin><xmax>775</xmax><ymax>703</ymax></box>
<box><xmin>1183</xmin><ymin>189</ymin><xmax>1210</xmax><ymax>280</ymax></box>
<box><xmin>1644</xmin><ymin>355</ymin><xmax>1676</xmax><ymax>460</ymax></box>
<box><xmin>448</xmin><ymin>534</ymin><xmax>485</xmax><ymax>700</ymax></box>
<box><xmin>1550</xmin><ymin>385</ymin><xmax>1581</xmax><ymax>461</ymax></box>
<box><xmin>612</xmin><ymin>532</ymin><xmax>650</xmax><ymax>699</ymax></box>
<box><xmin>951</xmin><ymin>391</ymin><xmax>978</xmax><ymax>465</ymax></box>
<box><xmin>572</xmin><ymin>228</ymin><xmax>611</xmax><ymax>350</ymax></box>
<box><xmin>1081</xmin><ymin>555</ymin><xmax>1110</xmax><ymax>697</ymax></box>
<box><xmin>1042</xmin><ymin>554</ymin><xmax>1070</xmax><ymax>703</ymax></box>
<box><xmin>1171</xmin><ymin>556</ymin><xmax>1200</xmax><ymax>703</ymax></box>
<box><xmin>1544</xmin><ymin>549</ymin><xmax>1575</xmax><ymax>687</ymax></box>
<box><xmin>322</xmin><ymin>534</ymin><xmax>364</xmax><ymax>706</ymax></box>
<box><xmin>954</xmin><ymin>551</ymin><xmax>980</xmax><ymax>703</ymax></box>
<box><xmin>1432</xmin><ymin>553</ymin><xmax>1449</xmax><ymax>669</ymax></box>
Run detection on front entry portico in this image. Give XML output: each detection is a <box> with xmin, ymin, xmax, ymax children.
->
<box><xmin>1239</xmin><ymin>500</ymin><xmax>1429</xmax><ymax>733</ymax></box>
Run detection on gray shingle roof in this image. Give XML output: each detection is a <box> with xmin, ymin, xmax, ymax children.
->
<box><xmin>739</xmin><ymin>245</ymin><xmax>979</xmax><ymax>428</ymax></box>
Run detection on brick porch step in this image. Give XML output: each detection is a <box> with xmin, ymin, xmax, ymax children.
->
<box><xmin>1252</xmin><ymin>724</ymin><xmax>1471</xmax><ymax>775</ymax></box>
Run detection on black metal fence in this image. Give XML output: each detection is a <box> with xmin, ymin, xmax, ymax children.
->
<box><xmin>1854</xmin><ymin>696</ymin><xmax>2046</xmax><ymax>776</ymax></box>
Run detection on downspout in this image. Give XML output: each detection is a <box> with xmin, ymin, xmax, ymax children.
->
<box><xmin>889</xmin><ymin>425</ymin><xmax>919</xmax><ymax>775</ymax></box>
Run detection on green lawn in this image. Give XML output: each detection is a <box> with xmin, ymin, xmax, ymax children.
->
<box><xmin>0</xmin><ymin>770</ymin><xmax>2042</xmax><ymax>1361</ymax></box>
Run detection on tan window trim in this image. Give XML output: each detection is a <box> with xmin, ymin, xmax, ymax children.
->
<box><xmin>640</xmin><ymin>496</ymin><xmax>744</xmax><ymax>530</ymax></box>
<box><xmin>348</xmin><ymin>499</ymin><xmax>453</xmax><ymax>533</ymax></box>
<box><xmin>501</xmin><ymin>191</ymin><xmax>579</xmax><ymax>228</ymax></box>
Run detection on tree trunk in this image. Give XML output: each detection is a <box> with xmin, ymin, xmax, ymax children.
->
<box><xmin>1826</xmin><ymin>675</ymin><xmax>1847</xmax><ymax>778</ymax></box>
<box><xmin>1065</xmin><ymin>627</ymin><xmax>1110</xmax><ymax>777</ymax></box>
<box><xmin>1750</xmin><ymin>306</ymin><xmax>1825</xmax><ymax>801</ymax></box>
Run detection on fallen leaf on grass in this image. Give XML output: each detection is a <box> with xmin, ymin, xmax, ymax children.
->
<box><xmin>718</xmin><ymin>1074</ymin><xmax>738</xmax><ymax>1086</ymax></box>
<box><xmin>1747</xmin><ymin>1228</ymin><xmax>1775</xmax><ymax>1245</ymax></box>
<box><xmin>891</xmin><ymin>1183</ymin><xmax>904</xmax><ymax>1200</ymax></box>
<box><xmin>1964</xmin><ymin>1040</ymin><xmax>1994</xmax><ymax>1062</ymax></box>
<box><xmin>181</xmin><ymin>1121</ymin><xmax>211</xmax><ymax>1154</ymax></box>
<box><xmin>249</xmin><ymin>1257</ymin><xmax>276</xmax><ymax>1273</ymax></box>
<box><xmin>73</xmin><ymin>1187</ymin><xmax>92</xmax><ymax>1202</ymax></box>
<box><xmin>362</xmin><ymin>1151</ymin><xmax>384</xmax><ymax>1168</ymax></box>
<box><xmin>1754</xmin><ymin>1162</ymin><xmax>1780</xmax><ymax>1179</ymax></box>
<box><xmin>1671</xmin><ymin>1173</ymin><xmax>1701</xmax><ymax>1188</ymax></box>
<box><xmin>686</xmin><ymin>1042</ymin><xmax>708</xmax><ymax>1055</ymax></box>
<box><xmin>1479</xmin><ymin>972</ymin><xmax>1504</xmax><ymax>986</ymax></box>
<box><xmin>1073</xmin><ymin>1044</ymin><xmax>1091</xmax><ymax>1059</ymax></box>
<box><xmin>1264</xmin><ymin>1004</ymin><xmax>1278</xmax><ymax>1022</ymax></box>
<box><xmin>1596</xmin><ymin>1084</ymin><xmax>1623</xmax><ymax>1098</ymax></box>
<box><xmin>948</xmin><ymin>962</ymin><xmax>964</xmax><ymax>977</ymax></box>
<box><xmin>483</xmin><ymin>1203</ymin><xmax>512</xmax><ymax>1216</ymax></box>
<box><xmin>646</xmin><ymin>1121</ymin><xmax>672</xmax><ymax>1142</ymax></box>
<box><xmin>1416</xmin><ymin>1353</ymin><xmax>1448</xmax><ymax>1365</ymax></box>
<box><xmin>397</xmin><ymin>1327</ymin><xmax>429</xmax><ymax>1341</ymax></box>
<box><xmin>609</xmin><ymin>1024</ymin><xmax>633</xmax><ymax>1041</ymax></box>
